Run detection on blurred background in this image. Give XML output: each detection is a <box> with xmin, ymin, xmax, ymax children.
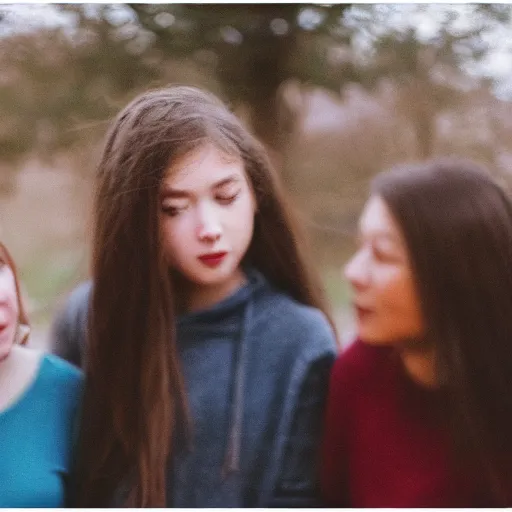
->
<box><xmin>2</xmin><ymin>3</ymin><xmax>512</xmax><ymax>348</ymax></box>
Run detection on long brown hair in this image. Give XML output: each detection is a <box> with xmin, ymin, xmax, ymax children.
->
<box><xmin>74</xmin><ymin>86</ymin><xmax>336</xmax><ymax>507</ymax></box>
<box><xmin>372</xmin><ymin>158</ymin><xmax>512</xmax><ymax>504</ymax></box>
<box><xmin>0</xmin><ymin>242</ymin><xmax>30</xmax><ymax>342</ymax></box>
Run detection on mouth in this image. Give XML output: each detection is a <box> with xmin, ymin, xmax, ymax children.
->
<box><xmin>198</xmin><ymin>251</ymin><xmax>228</xmax><ymax>268</ymax></box>
<box><xmin>354</xmin><ymin>304</ymin><xmax>374</xmax><ymax>321</ymax></box>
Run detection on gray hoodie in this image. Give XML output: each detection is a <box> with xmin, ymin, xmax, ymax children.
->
<box><xmin>51</xmin><ymin>268</ymin><xmax>337</xmax><ymax>507</ymax></box>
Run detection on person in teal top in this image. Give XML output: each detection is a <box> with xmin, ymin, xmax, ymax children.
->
<box><xmin>0</xmin><ymin>242</ymin><xmax>83</xmax><ymax>507</ymax></box>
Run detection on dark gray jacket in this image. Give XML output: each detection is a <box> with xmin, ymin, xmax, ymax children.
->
<box><xmin>51</xmin><ymin>280</ymin><xmax>91</xmax><ymax>368</ymax></box>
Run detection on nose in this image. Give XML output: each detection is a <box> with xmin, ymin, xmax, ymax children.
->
<box><xmin>196</xmin><ymin>203</ymin><xmax>222</xmax><ymax>243</ymax></box>
<box><xmin>344</xmin><ymin>249</ymin><xmax>370</xmax><ymax>289</ymax></box>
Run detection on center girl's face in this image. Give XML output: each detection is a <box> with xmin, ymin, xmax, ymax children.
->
<box><xmin>344</xmin><ymin>195</ymin><xmax>424</xmax><ymax>345</ymax></box>
<box><xmin>0</xmin><ymin>258</ymin><xmax>19</xmax><ymax>361</ymax></box>
<box><xmin>159</xmin><ymin>144</ymin><xmax>256</xmax><ymax>294</ymax></box>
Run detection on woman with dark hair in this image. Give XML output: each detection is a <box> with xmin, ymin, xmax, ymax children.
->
<box><xmin>0</xmin><ymin>242</ymin><xmax>82</xmax><ymax>506</ymax></box>
<box><xmin>71</xmin><ymin>85</ymin><xmax>337</xmax><ymax>507</ymax></box>
<box><xmin>321</xmin><ymin>159</ymin><xmax>512</xmax><ymax>507</ymax></box>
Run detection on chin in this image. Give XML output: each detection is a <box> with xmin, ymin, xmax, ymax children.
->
<box><xmin>0</xmin><ymin>342</ymin><xmax>13</xmax><ymax>362</ymax></box>
<box><xmin>360</xmin><ymin>337</ymin><xmax>392</xmax><ymax>346</ymax></box>
<box><xmin>358</xmin><ymin>329</ymin><xmax>395</xmax><ymax>346</ymax></box>
<box><xmin>359</xmin><ymin>330</ymin><xmax>424</xmax><ymax>350</ymax></box>
<box><xmin>191</xmin><ymin>265</ymin><xmax>237</xmax><ymax>286</ymax></box>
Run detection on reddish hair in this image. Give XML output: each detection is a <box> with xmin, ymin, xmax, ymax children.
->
<box><xmin>0</xmin><ymin>242</ymin><xmax>30</xmax><ymax>342</ymax></box>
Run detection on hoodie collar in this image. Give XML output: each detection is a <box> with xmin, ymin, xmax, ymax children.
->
<box><xmin>177</xmin><ymin>267</ymin><xmax>267</xmax><ymax>479</ymax></box>
<box><xmin>177</xmin><ymin>267</ymin><xmax>266</xmax><ymax>327</ymax></box>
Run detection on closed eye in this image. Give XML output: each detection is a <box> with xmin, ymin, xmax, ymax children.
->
<box><xmin>372</xmin><ymin>243</ymin><xmax>402</xmax><ymax>263</ymax></box>
<box><xmin>216</xmin><ymin>190</ymin><xmax>240</xmax><ymax>205</ymax></box>
<box><xmin>161</xmin><ymin>203</ymin><xmax>188</xmax><ymax>217</ymax></box>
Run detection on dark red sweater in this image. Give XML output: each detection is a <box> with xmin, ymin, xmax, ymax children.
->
<box><xmin>321</xmin><ymin>340</ymin><xmax>499</xmax><ymax>507</ymax></box>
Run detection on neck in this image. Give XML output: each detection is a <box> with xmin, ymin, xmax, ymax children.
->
<box><xmin>0</xmin><ymin>344</ymin><xmax>42</xmax><ymax>413</ymax></box>
<box><xmin>0</xmin><ymin>344</ymin><xmax>21</xmax><ymax>380</ymax></box>
<box><xmin>399</xmin><ymin>346</ymin><xmax>438</xmax><ymax>389</ymax></box>
<box><xmin>178</xmin><ymin>268</ymin><xmax>247</xmax><ymax>313</ymax></box>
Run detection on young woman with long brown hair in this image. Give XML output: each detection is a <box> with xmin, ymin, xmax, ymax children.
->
<box><xmin>66</xmin><ymin>86</ymin><xmax>337</xmax><ymax>507</ymax></box>
<box><xmin>321</xmin><ymin>159</ymin><xmax>512</xmax><ymax>506</ymax></box>
<box><xmin>0</xmin><ymin>242</ymin><xmax>82</xmax><ymax>506</ymax></box>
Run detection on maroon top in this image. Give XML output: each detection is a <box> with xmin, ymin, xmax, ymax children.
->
<box><xmin>321</xmin><ymin>340</ymin><xmax>499</xmax><ymax>507</ymax></box>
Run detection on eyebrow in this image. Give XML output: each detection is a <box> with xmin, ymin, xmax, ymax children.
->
<box><xmin>160</xmin><ymin>175</ymin><xmax>241</xmax><ymax>200</ymax></box>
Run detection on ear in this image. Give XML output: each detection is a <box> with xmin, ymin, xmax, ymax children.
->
<box><xmin>15</xmin><ymin>324</ymin><xmax>31</xmax><ymax>345</ymax></box>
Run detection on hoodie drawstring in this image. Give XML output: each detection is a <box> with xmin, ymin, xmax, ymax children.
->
<box><xmin>222</xmin><ymin>298</ymin><xmax>253</xmax><ymax>478</ymax></box>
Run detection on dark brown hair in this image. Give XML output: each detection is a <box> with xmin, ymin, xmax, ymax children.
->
<box><xmin>372</xmin><ymin>158</ymin><xmax>512</xmax><ymax>504</ymax></box>
<box><xmin>74</xmin><ymin>86</ymin><xmax>336</xmax><ymax>507</ymax></box>
<box><xmin>0</xmin><ymin>242</ymin><xmax>30</xmax><ymax>341</ymax></box>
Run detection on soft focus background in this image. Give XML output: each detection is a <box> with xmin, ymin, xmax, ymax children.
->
<box><xmin>2</xmin><ymin>3</ymin><xmax>512</xmax><ymax>348</ymax></box>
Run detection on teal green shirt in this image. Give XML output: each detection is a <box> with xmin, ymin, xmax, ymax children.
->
<box><xmin>0</xmin><ymin>354</ymin><xmax>83</xmax><ymax>507</ymax></box>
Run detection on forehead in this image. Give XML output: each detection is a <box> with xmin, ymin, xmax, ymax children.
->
<box><xmin>163</xmin><ymin>144</ymin><xmax>245</xmax><ymax>190</ymax></box>
<box><xmin>359</xmin><ymin>195</ymin><xmax>401</xmax><ymax>239</ymax></box>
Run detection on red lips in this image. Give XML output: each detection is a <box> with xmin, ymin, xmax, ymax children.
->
<box><xmin>198</xmin><ymin>251</ymin><xmax>227</xmax><ymax>268</ymax></box>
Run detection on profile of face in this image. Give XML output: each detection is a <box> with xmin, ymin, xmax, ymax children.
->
<box><xmin>344</xmin><ymin>195</ymin><xmax>424</xmax><ymax>345</ymax></box>
<box><xmin>0</xmin><ymin>259</ymin><xmax>19</xmax><ymax>361</ymax></box>
<box><xmin>159</xmin><ymin>143</ymin><xmax>256</xmax><ymax>301</ymax></box>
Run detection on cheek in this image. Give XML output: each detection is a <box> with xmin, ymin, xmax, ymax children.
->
<box><xmin>398</xmin><ymin>276</ymin><xmax>421</xmax><ymax>315</ymax></box>
<box><xmin>159</xmin><ymin>216</ymin><xmax>192</xmax><ymax>264</ymax></box>
<box><xmin>380</xmin><ymin>269</ymin><xmax>423</xmax><ymax>328</ymax></box>
<box><xmin>0</xmin><ymin>271</ymin><xmax>19</xmax><ymax>313</ymax></box>
<box><xmin>228</xmin><ymin>195</ymin><xmax>256</xmax><ymax>234</ymax></box>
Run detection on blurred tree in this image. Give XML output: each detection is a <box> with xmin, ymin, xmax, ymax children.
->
<box><xmin>131</xmin><ymin>5</ymin><xmax>357</xmax><ymax>155</ymax></box>
<box><xmin>0</xmin><ymin>4</ymin><xmax>354</xmax><ymax>173</ymax></box>
<box><xmin>1</xmin><ymin>3</ymin><xmax>511</xmax><ymax>175</ymax></box>
<box><xmin>344</xmin><ymin>4</ymin><xmax>512</xmax><ymax>158</ymax></box>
